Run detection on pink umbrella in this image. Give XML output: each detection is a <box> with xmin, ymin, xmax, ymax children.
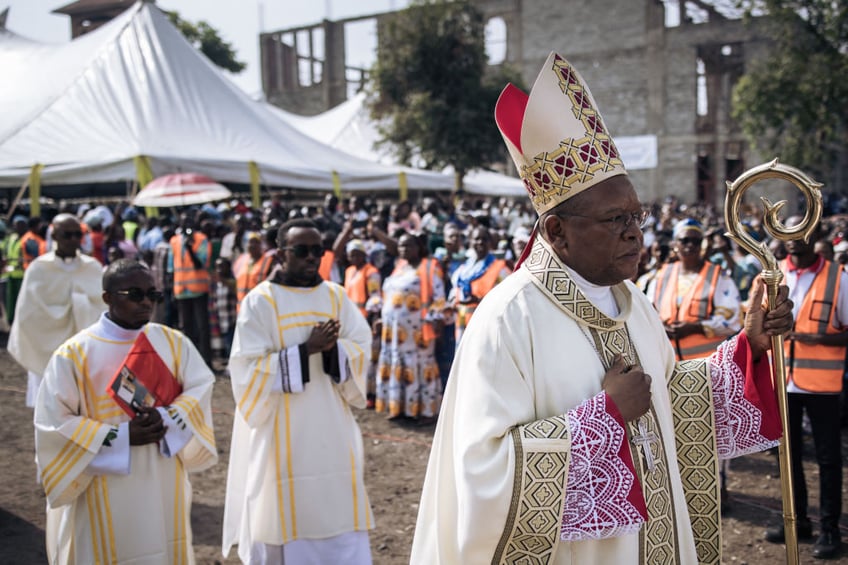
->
<box><xmin>132</xmin><ymin>173</ymin><xmax>232</xmax><ymax>207</ymax></box>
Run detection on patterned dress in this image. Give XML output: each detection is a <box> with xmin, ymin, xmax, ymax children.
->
<box><xmin>375</xmin><ymin>260</ymin><xmax>445</xmax><ymax>419</ymax></box>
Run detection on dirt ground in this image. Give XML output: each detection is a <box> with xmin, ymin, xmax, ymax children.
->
<box><xmin>1</xmin><ymin>334</ymin><xmax>846</xmax><ymax>564</ymax></box>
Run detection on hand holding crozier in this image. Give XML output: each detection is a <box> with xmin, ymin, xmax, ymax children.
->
<box><xmin>744</xmin><ymin>277</ymin><xmax>793</xmax><ymax>360</ymax></box>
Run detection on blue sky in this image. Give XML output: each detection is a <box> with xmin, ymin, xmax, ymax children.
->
<box><xmin>3</xmin><ymin>0</ymin><xmax>410</xmax><ymax>96</ymax></box>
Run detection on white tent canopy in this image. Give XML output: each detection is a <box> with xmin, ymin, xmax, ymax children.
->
<box><xmin>0</xmin><ymin>2</ymin><xmax>456</xmax><ymax>193</ymax></box>
<box><xmin>267</xmin><ymin>92</ymin><xmax>658</xmax><ymax>196</ymax></box>
<box><xmin>266</xmin><ymin>93</ymin><xmax>529</xmax><ymax>197</ymax></box>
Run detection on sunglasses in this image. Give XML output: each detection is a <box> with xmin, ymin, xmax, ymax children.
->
<box><xmin>59</xmin><ymin>230</ymin><xmax>83</xmax><ymax>240</ymax></box>
<box><xmin>284</xmin><ymin>244</ymin><xmax>324</xmax><ymax>258</ymax></box>
<box><xmin>677</xmin><ymin>237</ymin><xmax>703</xmax><ymax>246</ymax></box>
<box><xmin>114</xmin><ymin>288</ymin><xmax>164</xmax><ymax>303</ymax></box>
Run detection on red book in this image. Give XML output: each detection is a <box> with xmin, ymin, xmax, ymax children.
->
<box><xmin>108</xmin><ymin>332</ymin><xmax>183</xmax><ymax>418</ymax></box>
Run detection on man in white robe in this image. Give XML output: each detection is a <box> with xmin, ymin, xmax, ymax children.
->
<box><xmin>34</xmin><ymin>259</ymin><xmax>217</xmax><ymax>564</ymax></box>
<box><xmin>223</xmin><ymin>218</ymin><xmax>375</xmax><ymax>564</ymax></box>
<box><xmin>410</xmin><ymin>52</ymin><xmax>793</xmax><ymax>565</ymax></box>
<box><xmin>9</xmin><ymin>213</ymin><xmax>105</xmax><ymax>406</ymax></box>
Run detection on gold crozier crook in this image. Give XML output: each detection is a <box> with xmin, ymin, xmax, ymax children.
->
<box><xmin>724</xmin><ymin>158</ymin><xmax>823</xmax><ymax>565</ymax></box>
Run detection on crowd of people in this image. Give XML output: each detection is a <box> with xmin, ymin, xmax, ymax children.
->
<box><xmin>0</xmin><ymin>179</ymin><xmax>847</xmax><ymax>560</ymax></box>
<box><xmin>1</xmin><ymin>52</ymin><xmax>846</xmax><ymax>564</ymax></box>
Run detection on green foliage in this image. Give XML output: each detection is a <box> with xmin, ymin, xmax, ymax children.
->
<box><xmin>731</xmin><ymin>0</ymin><xmax>847</xmax><ymax>183</ymax></box>
<box><xmin>368</xmin><ymin>0</ymin><xmax>524</xmax><ymax>186</ymax></box>
<box><xmin>166</xmin><ymin>11</ymin><xmax>246</xmax><ymax>74</ymax></box>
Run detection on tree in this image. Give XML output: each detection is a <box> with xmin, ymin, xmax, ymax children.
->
<box><xmin>368</xmin><ymin>0</ymin><xmax>523</xmax><ymax>189</ymax></box>
<box><xmin>731</xmin><ymin>0</ymin><xmax>847</xmax><ymax>187</ymax></box>
<box><xmin>166</xmin><ymin>11</ymin><xmax>246</xmax><ymax>74</ymax></box>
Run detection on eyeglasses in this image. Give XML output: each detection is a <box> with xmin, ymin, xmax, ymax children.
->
<box><xmin>284</xmin><ymin>244</ymin><xmax>324</xmax><ymax>258</ymax></box>
<box><xmin>59</xmin><ymin>230</ymin><xmax>83</xmax><ymax>240</ymax></box>
<box><xmin>677</xmin><ymin>237</ymin><xmax>703</xmax><ymax>246</ymax></box>
<box><xmin>558</xmin><ymin>209</ymin><xmax>649</xmax><ymax>234</ymax></box>
<box><xmin>114</xmin><ymin>288</ymin><xmax>164</xmax><ymax>303</ymax></box>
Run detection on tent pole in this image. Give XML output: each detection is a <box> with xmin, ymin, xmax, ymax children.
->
<box><xmin>6</xmin><ymin>178</ymin><xmax>30</xmax><ymax>222</ymax></box>
<box><xmin>28</xmin><ymin>164</ymin><xmax>43</xmax><ymax>218</ymax></box>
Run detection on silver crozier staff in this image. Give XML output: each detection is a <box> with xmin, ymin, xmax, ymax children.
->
<box><xmin>724</xmin><ymin>158</ymin><xmax>823</xmax><ymax>565</ymax></box>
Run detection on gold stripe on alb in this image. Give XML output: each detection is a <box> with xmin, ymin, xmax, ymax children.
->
<box><xmin>273</xmin><ymin>410</ymin><xmax>289</xmax><ymax>542</ymax></box>
<box><xmin>42</xmin><ymin>418</ymin><xmax>92</xmax><ymax>483</ymax></box>
<box><xmin>92</xmin><ymin>477</ymin><xmax>110</xmax><ymax>565</ymax></box>
<box><xmin>96</xmin><ymin>477</ymin><xmax>117</xmax><ymax>563</ymax></box>
<box><xmin>284</xmin><ymin>393</ymin><xmax>298</xmax><ymax>538</ymax></box>
<box><xmin>43</xmin><ymin>419</ymin><xmax>98</xmax><ymax>493</ymax></box>
<box><xmin>244</xmin><ymin>355</ymin><xmax>272</xmax><ymax>422</ymax></box>
<box><xmin>237</xmin><ymin>354</ymin><xmax>266</xmax><ymax>415</ymax></box>
<box><xmin>45</xmin><ymin>420</ymin><xmax>102</xmax><ymax>494</ymax></box>
<box><xmin>350</xmin><ymin>448</ymin><xmax>359</xmax><ymax>529</ymax></box>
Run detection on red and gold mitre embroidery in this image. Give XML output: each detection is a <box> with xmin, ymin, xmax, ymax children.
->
<box><xmin>495</xmin><ymin>52</ymin><xmax>627</xmax><ymax>214</ymax></box>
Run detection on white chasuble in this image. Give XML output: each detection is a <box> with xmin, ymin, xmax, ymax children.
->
<box><xmin>410</xmin><ymin>237</ymin><xmax>780</xmax><ymax>565</ymax></box>
<box><xmin>8</xmin><ymin>252</ymin><xmax>106</xmax><ymax>405</ymax></box>
<box><xmin>34</xmin><ymin>315</ymin><xmax>217</xmax><ymax>564</ymax></box>
<box><xmin>223</xmin><ymin>280</ymin><xmax>375</xmax><ymax>563</ymax></box>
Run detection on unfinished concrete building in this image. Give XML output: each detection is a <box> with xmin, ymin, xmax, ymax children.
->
<box><xmin>260</xmin><ymin>0</ymin><xmax>782</xmax><ymax>207</ymax></box>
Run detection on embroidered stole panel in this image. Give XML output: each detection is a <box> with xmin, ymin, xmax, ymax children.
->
<box><xmin>493</xmin><ymin>417</ymin><xmax>572</xmax><ymax>565</ymax></box>
<box><xmin>585</xmin><ymin>326</ymin><xmax>681</xmax><ymax>565</ymax></box>
<box><xmin>667</xmin><ymin>360</ymin><xmax>721</xmax><ymax>564</ymax></box>
<box><xmin>523</xmin><ymin>238</ymin><xmax>681</xmax><ymax>564</ymax></box>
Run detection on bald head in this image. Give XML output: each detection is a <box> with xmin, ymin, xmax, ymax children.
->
<box><xmin>53</xmin><ymin>214</ymin><xmax>83</xmax><ymax>258</ymax></box>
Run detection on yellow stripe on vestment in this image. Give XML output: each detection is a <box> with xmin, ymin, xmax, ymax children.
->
<box><xmin>273</xmin><ymin>410</ymin><xmax>289</xmax><ymax>542</ymax></box>
<box><xmin>159</xmin><ymin>325</ymin><xmax>180</xmax><ymax>381</ymax></box>
<box><xmin>244</xmin><ymin>354</ymin><xmax>272</xmax><ymax>422</ymax></box>
<box><xmin>96</xmin><ymin>476</ymin><xmax>117</xmax><ymax>563</ymax></box>
<box><xmin>277</xmin><ymin>310</ymin><xmax>332</xmax><ymax>321</ymax></box>
<box><xmin>173</xmin><ymin>396</ymin><xmax>214</xmax><ymax>446</ymax></box>
<box><xmin>55</xmin><ymin>346</ymin><xmax>93</xmax><ymax>417</ymax></box>
<box><xmin>330</xmin><ymin>285</ymin><xmax>339</xmax><ymax>319</ymax></box>
<box><xmin>345</xmin><ymin>341</ymin><xmax>365</xmax><ymax>376</ymax></box>
<box><xmin>237</xmin><ymin>352</ymin><xmax>267</xmax><ymax>417</ymax></box>
<box><xmin>43</xmin><ymin>419</ymin><xmax>99</xmax><ymax>494</ymax></box>
<box><xmin>86</xmin><ymin>486</ymin><xmax>102</xmax><ymax>565</ymax></box>
<box><xmin>350</xmin><ymin>448</ymin><xmax>359</xmax><ymax>529</ymax></box>
<box><xmin>42</xmin><ymin>418</ymin><xmax>92</xmax><ymax>484</ymax></box>
<box><xmin>173</xmin><ymin>458</ymin><xmax>186</xmax><ymax>565</ymax></box>
<box><xmin>284</xmin><ymin>393</ymin><xmax>297</xmax><ymax>538</ymax></box>
<box><xmin>67</xmin><ymin>341</ymin><xmax>94</xmax><ymax>417</ymax></box>
<box><xmin>87</xmin><ymin>334</ymin><xmax>134</xmax><ymax>345</ymax></box>
<box><xmin>91</xmin><ymin>477</ymin><xmax>111</xmax><ymax>565</ymax></box>
<box><xmin>98</xmin><ymin>408</ymin><xmax>126</xmax><ymax>422</ymax></box>
<box><xmin>279</xmin><ymin>321</ymin><xmax>323</xmax><ymax>334</ymax></box>
<box><xmin>44</xmin><ymin>420</ymin><xmax>101</xmax><ymax>495</ymax></box>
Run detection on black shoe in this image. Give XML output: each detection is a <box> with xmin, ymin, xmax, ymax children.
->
<box><xmin>813</xmin><ymin>530</ymin><xmax>842</xmax><ymax>559</ymax></box>
<box><xmin>764</xmin><ymin>518</ymin><xmax>813</xmax><ymax>543</ymax></box>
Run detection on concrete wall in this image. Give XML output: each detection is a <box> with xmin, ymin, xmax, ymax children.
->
<box><xmin>260</xmin><ymin>0</ymin><xmax>808</xmax><ymax>209</ymax></box>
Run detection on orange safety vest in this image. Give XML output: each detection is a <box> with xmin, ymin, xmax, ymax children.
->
<box><xmin>234</xmin><ymin>252</ymin><xmax>274</xmax><ymax>304</ymax></box>
<box><xmin>654</xmin><ymin>261</ymin><xmax>726</xmax><ymax>360</ymax></box>
<box><xmin>344</xmin><ymin>263</ymin><xmax>380</xmax><ymax>318</ymax></box>
<box><xmin>170</xmin><ymin>234</ymin><xmax>211</xmax><ymax>296</ymax></box>
<box><xmin>319</xmin><ymin>250</ymin><xmax>335</xmax><ymax>281</ymax></box>
<box><xmin>20</xmin><ymin>232</ymin><xmax>47</xmax><ymax>270</ymax></box>
<box><xmin>456</xmin><ymin>258</ymin><xmax>507</xmax><ymax>332</ymax></box>
<box><xmin>782</xmin><ymin>258</ymin><xmax>846</xmax><ymax>393</ymax></box>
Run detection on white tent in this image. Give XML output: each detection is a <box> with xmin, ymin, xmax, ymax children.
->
<box><xmin>267</xmin><ymin>92</ymin><xmax>659</xmax><ymax>197</ymax></box>
<box><xmin>266</xmin><ymin>93</ymin><xmax>528</xmax><ymax>197</ymax></box>
<box><xmin>0</xmin><ymin>2</ymin><xmax>456</xmax><ymax>194</ymax></box>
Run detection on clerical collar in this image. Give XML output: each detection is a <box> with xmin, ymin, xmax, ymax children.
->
<box><xmin>522</xmin><ymin>236</ymin><xmax>630</xmax><ymax>331</ymax></box>
<box><xmin>564</xmin><ymin>264</ymin><xmax>620</xmax><ymax>318</ymax></box>
<box><xmin>97</xmin><ymin>312</ymin><xmax>144</xmax><ymax>341</ymax></box>
<box><xmin>785</xmin><ymin>254</ymin><xmax>824</xmax><ymax>276</ymax></box>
